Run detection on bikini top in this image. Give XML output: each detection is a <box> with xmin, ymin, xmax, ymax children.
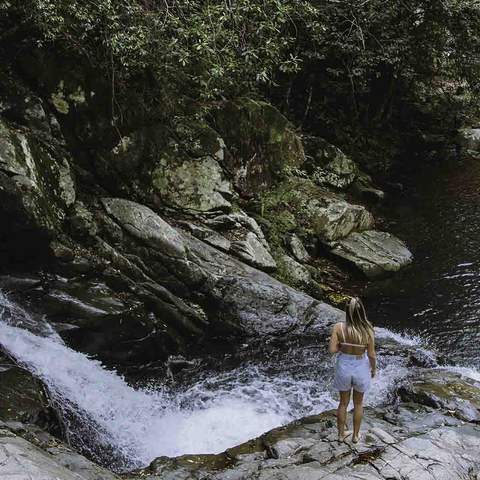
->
<box><xmin>339</xmin><ymin>323</ymin><xmax>368</xmax><ymax>349</ymax></box>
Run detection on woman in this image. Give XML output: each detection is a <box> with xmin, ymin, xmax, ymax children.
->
<box><xmin>328</xmin><ymin>297</ymin><xmax>376</xmax><ymax>443</ymax></box>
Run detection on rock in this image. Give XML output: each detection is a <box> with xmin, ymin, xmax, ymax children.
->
<box><xmin>0</xmin><ymin>355</ymin><xmax>54</xmax><ymax>426</ymax></box>
<box><xmin>397</xmin><ymin>369</ymin><xmax>480</xmax><ymax>422</ymax></box>
<box><xmin>101</xmin><ymin>198</ymin><xmax>342</xmax><ymax>337</ymax></box>
<box><xmin>203</xmin><ymin>211</ymin><xmax>277</xmax><ymax>271</ymax></box>
<box><xmin>0</xmin><ymin>422</ymin><xmax>119</xmax><ymax>480</ymax></box>
<box><xmin>310</xmin><ymin>197</ymin><xmax>374</xmax><ymax>242</ymax></box>
<box><xmin>68</xmin><ymin>201</ymin><xmax>98</xmax><ymax>238</ymax></box>
<box><xmin>331</xmin><ymin>230</ymin><xmax>413</xmax><ymax>278</ymax></box>
<box><xmin>128</xmin><ymin>400</ymin><xmax>480</xmax><ymax>480</ymax></box>
<box><xmin>231</xmin><ymin>232</ymin><xmax>277</xmax><ymax>271</ymax></box>
<box><xmin>101</xmin><ymin>198</ymin><xmax>186</xmax><ymax>258</ymax></box>
<box><xmin>351</xmin><ymin>171</ymin><xmax>385</xmax><ymax>202</ymax></box>
<box><xmin>181</xmin><ymin>223</ymin><xmax>231</xmax><ymax>252</ymax></box>
<box><xmin>285</xmin><ymin>233</ymin><xmax>310</xmax><ymax>263</ymax></box>
<box><xmin>309</xmin><ymin>138</ymin><xmax>359</xmax><ymax>189</ymax></box>
<box><xmin>152</xmin><ymin>155</ymin><xmax>233</xmax><ymax>213</ymax></box>
<box><xmin>213</xmin><ymin>99</ymin><xmax>305</xmax><ymax>196</ymax></box>
<box><xmin>0</xmin><ymin>119</ymin><xmax>76</xmax><ymax>259</ymax></box>
<box><xmin>279</xmin><ymin>255</ymin><xmax>311</xmax><ymax>286</ymax></box>
<box><xmin>261</xmin><ymin>176</ymin><xmax>374</xmax><ymax>246</ymax></box>
<box><xmin>458</xmin><ymin>127</ymin><xmax>480</xmax><ymax>157</ymax></box>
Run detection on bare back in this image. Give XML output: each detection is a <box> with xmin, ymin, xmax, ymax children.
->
<box><xmin>335</xmin><ymin>322</ymin><xmax>374</xmax><ymax>357</ymax></box>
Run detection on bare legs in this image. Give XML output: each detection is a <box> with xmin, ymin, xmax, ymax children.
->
<box><xmin>337</xmin><ymin>389</ymin><xmax>364</xmax><ymax>443</ymax></box>
<box><xmin>337</xmin><ymin>390</ymin><xmax>351</xmax><ymax>441</ymax></box>
<box><xmin>352</xmin><ymin>390</ymin><xmax>364</xmax><ymax>443</ymax></box>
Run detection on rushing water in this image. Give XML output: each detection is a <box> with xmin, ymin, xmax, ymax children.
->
<box><xmin>0</xmin><ymin>292</ymin><xmax>413</xmax><ymax>471</ymax></box>
<box><xmin>365</xmin><ymin>157</ymin><xmax>480</xmax><ymax>369</ymax></box>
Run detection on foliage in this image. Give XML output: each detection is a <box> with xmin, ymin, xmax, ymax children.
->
<box><xmin>0</xmin><ymin>1</ymin><xmax>315</xmax><ymax>117</ymax></box>
<box><xmin>1</xmin><ymin>0</ymin><xmax>480</xmax><ymax>165</ymax></box>
<box><xmin>275</xmin><ymin>0</ymin><xmax>480</xmax><ymax>169</ymax></box>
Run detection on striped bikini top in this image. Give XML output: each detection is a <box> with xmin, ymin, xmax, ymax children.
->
<box><xmin>339</xmin><ymin>323</ymin><xmax>368</xmax><ymax>349</ymax></box>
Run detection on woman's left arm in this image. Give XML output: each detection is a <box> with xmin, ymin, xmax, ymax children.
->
<box><xmin>328</xmin><ymin>324</ymin><xmax>340</xmax><ymax>354</ymax></box>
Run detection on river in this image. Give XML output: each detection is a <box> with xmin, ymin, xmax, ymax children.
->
<box><xmin>365</xmin><ymin>157</ymin><xmax>480</xmax><ymax>369</ymax></box>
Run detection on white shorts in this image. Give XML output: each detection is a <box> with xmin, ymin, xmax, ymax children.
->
<box><xmin>333</xmin><ymin>352</ymin><xmax>371</xmax><ymax>393</ymax></box>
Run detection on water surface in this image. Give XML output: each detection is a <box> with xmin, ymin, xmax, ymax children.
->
<box><xmin>365</xmin><ymin>157</ymin><xmax>480</xmax><ymax>368</ymax></box>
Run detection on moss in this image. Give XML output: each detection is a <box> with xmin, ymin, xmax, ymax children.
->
<box><xmin>326</xmin><ymin>291</ymin><xmax>351</xmax><ymax>307</ymax></box>
<box><xmin>50</xmin><ymin>81</ymin><xmax>69</xmax><ymax>114</ymax></box>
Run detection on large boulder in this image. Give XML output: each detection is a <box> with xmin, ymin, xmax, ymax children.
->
<box><xmin>152</xmin><ymin>154</ymin><xmax>232</xmax><ymax>213</ymax></box>
<box><xmin>0</xmin><ymin>119</ymin><xmax>75</xmax><ymax>259</ymax></box>
<box><xmin>100</xmin><ymin>122</ymin><xmax>233</xmax><ymax>213</ymax></box>
<box><xmin>101</xmin><ymin>198</ymin><xmax>341</xmax><ymax>337</ymax></box>
<box><xmin>261</xmin><ymin>176</ymin><xmax>374</xmax><ymax>244</ymax></box>
<box><xmin>331</xmin><ymin>230</ymin><xmax>413</xmax><ymax>278</ymax></box>
<box><xmin>213</xmin><ymin>99</ymin><xmax>305</xmax><ymax>196</ymax></box>
<box><xmin>309</xmin><ymin>196</ymin><xmax>374</xmax><ymax>242</ymax></box>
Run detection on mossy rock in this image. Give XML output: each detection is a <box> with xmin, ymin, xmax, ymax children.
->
<box><xmin>0</xmin><ymin>358</ymin><xmax>52</xmax><ymax>424</ymax></box>
<box><xmin>398</xmin><ymin>369</ymin><xmax>480</xmax><ymax>422</ymax></box>
<box><xmin>213</xmin><ymin>98</ymin><xmax>305</xmax><ymax>195</ymax></box>
<box><xmin>0</xmin><ymin>119</ymin><xmax>76</xmax><ymax>261</ymax></box>
<box><xmin>259</xmin><ymin>176</ymin><xmax>373</xmax><ymax>245</ymax></box>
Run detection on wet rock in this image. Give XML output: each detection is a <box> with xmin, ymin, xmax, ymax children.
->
<box><xmin>286</xmin><ymin>233</ymin><xmax>311</xmax><ymax>263</ymax></box>
<box><xmin>0</xmin><ymin>422</ymin><xmax>119</xmax><ymax>480</ymax></box>
<box><xmin>128</xmin><ymin>400</ymin><xmax>480</xmax><ymax>480</ymax></box>
<box><xmin>397</xmin><ymin>369</ymin><xmax>480</xmax><ymax>422</ymax></box>
<box><xmin>0</xmin><ymin>355</ymin><xmax>53</xmax><ymax>426</ymax></box>
<box><xmin>331</xmin><ymin>230</ymin><xmax>413</xmax><ymax>278</ymax></box>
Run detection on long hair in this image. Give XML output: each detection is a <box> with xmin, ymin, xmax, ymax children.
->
<box><xmin>345</xmin><ymin>297</ymin><xmax>374</xmax><ymax>345</ymax></box>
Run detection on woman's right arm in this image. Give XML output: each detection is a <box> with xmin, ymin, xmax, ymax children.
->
<box><xmin>367</xmin><ymin>333</ymin><xmax>376</xmax><ymax>377</ymax></box>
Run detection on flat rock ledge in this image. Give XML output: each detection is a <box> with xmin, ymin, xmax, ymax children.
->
<box><xmin>128</xmin><ymin>405</ymin><xmax>480</xmax><ymax>480</ymax></box>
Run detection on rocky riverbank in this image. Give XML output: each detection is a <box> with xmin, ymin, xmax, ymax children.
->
<box><xmin>0</xmin><ymin>356</ymin><xmax>479</xmax><ymax>480</ymax></box>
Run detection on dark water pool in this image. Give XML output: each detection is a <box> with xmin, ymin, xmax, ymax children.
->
<box><xmin>364</xmin><ymin>157</ymin><xmax>480</xmax><ymax>369</ymax></box>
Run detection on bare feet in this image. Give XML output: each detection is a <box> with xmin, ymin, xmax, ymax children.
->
<box><xmin>338</xmin><ymin>431</ymin><xmax>351</xmax><ymax>443</ymax></box>
<box><xmin>352</xmin><ymin>433</ymin><xmax>360</xmax><ymax>444</ymax></box>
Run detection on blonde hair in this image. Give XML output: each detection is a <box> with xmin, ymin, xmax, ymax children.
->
<box><xmin>345</xmin><ymin>297</ymin><xmax>374</xmax><ymax>345</ymax></box>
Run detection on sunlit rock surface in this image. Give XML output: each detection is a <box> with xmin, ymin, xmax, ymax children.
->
<box><xmin>127</xmin><ymin>371</ymin><xmax>480</xmax><ymax>480</ymax></box>
<box><xmin>331</xmin><ymin>230</ymin><xmax>413</xmax><ymax>278</ymax></box>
